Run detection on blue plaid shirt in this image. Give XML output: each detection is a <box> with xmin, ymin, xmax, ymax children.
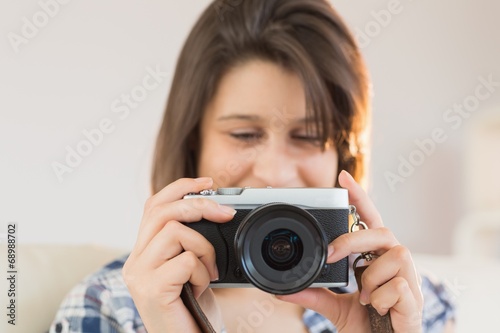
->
<box><xmin>50</xmin><ymin>255</ymin><xmax>454</xmax><ymax>333</ymax></box>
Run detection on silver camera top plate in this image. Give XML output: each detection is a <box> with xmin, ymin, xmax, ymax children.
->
<box><xmin>184</xmin><ymin>187</ymin><xmax>348</xmax><ymax>209</ymax></box>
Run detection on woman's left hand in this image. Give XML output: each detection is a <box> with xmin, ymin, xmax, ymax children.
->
<box><xmin>277</xmin><ymin>170</ymin><xmax>424</xmax><ymax>333</ymax></box>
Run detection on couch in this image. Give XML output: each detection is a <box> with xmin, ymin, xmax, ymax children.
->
<box><xmin>0</xmin><ymin>243</ymin><xmax>126</xmax><ymax>333</ymax></box>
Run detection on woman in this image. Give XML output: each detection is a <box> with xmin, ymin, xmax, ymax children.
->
<box><xmin>51</xmin><ymin>0</ymin><xmax>454</xmax><ymax>332</ymax></box>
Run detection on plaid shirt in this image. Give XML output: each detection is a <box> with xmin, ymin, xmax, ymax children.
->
<box><xmin>50</xmin><ymin>255</ymin><xmax>454</xmax><ymax>333</ymax></box>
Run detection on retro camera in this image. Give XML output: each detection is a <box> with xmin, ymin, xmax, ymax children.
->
<box><xmin>183</xmin><ymin>187</ymin><xmax>349</xmax><ymax>295</ymax></box>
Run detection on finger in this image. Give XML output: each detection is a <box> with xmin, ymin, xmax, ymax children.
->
<box><xmin>327</xmin><ymin>227</ymin><xmax>399</xmax><ymax>263</ymax></box>
<box><xmin>277</xmin><ymin>288</ymin><xmax>369</xmax><ymax>331</ymax></box>
<box><xmin>276</xmin><ymin>288</ymin><xmax>346</xmax><ymax>323</ymax></box>
<box><xmin>139</xmin><ymin>220</ymin><xmax>218</xmax><ymax>281</ymax></box>
<box><xmin>157</xmin><ymin>251</ymin><xmax>212</xmax><ymax>300</ymax></box>
<box><xmin>338</xmin><ymin>170</ymin><xmax>383</xmax><ymax>229</ymax></box>
<box><xmin>145</xmin><ymin>197</ymin><xmax>237</xmax><ymax>225</ymax></box>
<box><xmin>144</xmin><ymin>177</ymin><xmax>214</xmax><ymax>212</ymax></box>
<box><xmin>359</xmin><ymin>246</ymin><xmax>423</xmax><ymax>307</ymax></box>
<box><xmin>135</xmin><ymin>197</ymin><xmax>236</xmax><ymax>253</ymax></box>
<box><xmin>369</xmin><ymin>277</ymin><xmax>422</xmax><ymax>332</ymax></box>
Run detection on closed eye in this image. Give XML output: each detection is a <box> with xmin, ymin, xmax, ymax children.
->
<box><xmin>291</xmin><ymin>132</ymin><xmax>322</xmax><ymax>146</ymax></box>
<box><xmin>230</xmin><ymin>131</ymin><xmax>264</xmax><ymax>143</ymax></box>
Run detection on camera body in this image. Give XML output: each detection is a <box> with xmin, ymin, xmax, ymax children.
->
<box><xmin>184</xmin><ymin>187</ymin><xmax>349</xmax><ymax>295</ymax></box>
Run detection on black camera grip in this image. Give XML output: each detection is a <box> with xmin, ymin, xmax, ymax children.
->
<box><xmin>354</xmin><ymin>265</ymin><xmax>394</xmax><ymax>333</ymax></box>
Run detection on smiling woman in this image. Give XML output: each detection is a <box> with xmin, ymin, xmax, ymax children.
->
<box><xmin>151</xmin><ymin>0</ymin><xmax>370</xmax><ymax>194</ymax></box>
<box><xmin>50</xmin><ymin>1</ymin><xmax>454</xmax><ymax>332</ymax></box>
<box><xmin>197</xmin><ymin>61</ymin><xmax>339</xmax><ymax>189</ymax></box>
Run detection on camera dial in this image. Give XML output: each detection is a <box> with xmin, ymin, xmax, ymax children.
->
<box><xmin>217</xmin><ymin>187</ymin><xmax>244</xmax><ymax>195</ymax></box>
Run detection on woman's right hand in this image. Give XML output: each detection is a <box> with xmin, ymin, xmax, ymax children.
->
<box><xmin>122</xmin><ymin>177</ymin><xmax>236</xmax><ymax>333</ymax></box>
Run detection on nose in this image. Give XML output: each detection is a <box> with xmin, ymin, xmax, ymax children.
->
<box><xmin>251</xmin><ymin>140</ymin><xmax>301</xmax><ymax>187</ymax></box>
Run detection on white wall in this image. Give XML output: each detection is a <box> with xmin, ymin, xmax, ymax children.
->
<box><xmin>1</xmin><ymin>0</ymin><xmax>499</xmax><ymax>254</ymax></box>
<box><xmin>332</xmin><ymin>0</ymin><xmax>500</xmax><ymax>254</ymax></box>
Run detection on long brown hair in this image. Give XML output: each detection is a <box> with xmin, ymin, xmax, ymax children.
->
<box><xmin>152</xmin><ymin>0</ymin><xmax>371</xmax><ymax>194</ymax></box>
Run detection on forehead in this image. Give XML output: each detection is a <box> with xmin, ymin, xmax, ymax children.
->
<box><xmin>204</xmin><ymin>60</ymin><xmax>308</xmax><ymax>122</ymax></box>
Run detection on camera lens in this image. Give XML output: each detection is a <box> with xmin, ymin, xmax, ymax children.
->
<box><xmin>234</xmin><ymin>203</ymin><xmax>328</xmax><ymax>295</ymax></box>
<box><xmin>262</xmin><ymin>229</ymin><xmax>303</xmax><ymax>271</ymax></box>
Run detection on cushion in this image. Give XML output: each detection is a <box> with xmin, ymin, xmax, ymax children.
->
<box><xmin>0</xmin><ymin>243</ymin><xmax>126</xmax><ymax>333</ymax></box>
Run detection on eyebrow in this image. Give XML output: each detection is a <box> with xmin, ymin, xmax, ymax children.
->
<box><xmin>216</xmin><ymin>113</ymin><xmax>314</xmax><ymax>124</ymax></box>
<box><xmin>216</xmin><ymin>114</ymin><xmax>261</xmax><ymax>122</ymax></box>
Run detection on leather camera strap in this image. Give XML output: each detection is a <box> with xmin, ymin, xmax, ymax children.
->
<box><xmin>180</xmin><ymin>283</ymin><xmax>216</xmax><ymax>333</ymax></box>
<box><xmin>354</xmin><ymin>265</ymin><xmax>394</xmax><ymax>333</ymax></box>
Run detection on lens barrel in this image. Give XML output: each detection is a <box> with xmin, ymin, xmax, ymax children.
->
<box><xmin>262</xmin><ymin>228</ymin><xmax>303</xmax><ymax>271</ymax></box>
<box><xmin>234</xmin><ymin>203</ymin><xmax>328</xmax><ymax>295</ymax></box>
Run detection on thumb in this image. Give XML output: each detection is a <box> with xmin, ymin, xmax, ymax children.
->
<box><xmin>275</xmin><ymin>288</ymin><xmax>343</xmax><ymax>321</ymax></box>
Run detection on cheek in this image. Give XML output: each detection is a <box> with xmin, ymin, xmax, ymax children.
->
<box><xmin>299</xmin><ymin>150</ymin><xmax>338</xmax><ymax>187</ymax></box>
<box><xmin>197</xmin><ymin>135</ymin><xmax>216</xmax><ymax>177</ymax></box>
<box><xmin>198</xmin><ymin>138</ymin><xmax>253</xmax><ymax>187</ymax></box>
<box><xmin>198</xmin><ymin>141</ymin><xmax>226</xmax><ymax>180</ymax></box>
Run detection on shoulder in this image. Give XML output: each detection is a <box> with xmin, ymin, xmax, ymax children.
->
<box><xmin>50</xmin><ymin>254</ymin><xmax>146</xmax><ymax>333</ymax></box>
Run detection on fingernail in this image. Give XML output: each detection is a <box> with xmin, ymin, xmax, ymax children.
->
<box><xmin>194</xmin><ymin>177</ymin><xmax>212</xmax><ymax>183</ymax></box>
<box><xmin>327</xmin><ymin>245</ymin><xmax>334</xmax><ymax>258</ymax></box>
<box><xmin>212</xmin><ymin>263</ymin><xmax>219</xmax><ymax>281</ymax></box>
<box><xmin>341</xmin><ymin>170</ymin><xmax>355</xmax><ymax>182</ymax></box>
<box><xmin>219</xmin><ymin>204</ymin><xmax>237</xmax><ymax>216</ymax></box>
<box><xmin>359</xmin><ymin>290</ymin><xmax>369</xmax><ymax>306</ymax></box>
